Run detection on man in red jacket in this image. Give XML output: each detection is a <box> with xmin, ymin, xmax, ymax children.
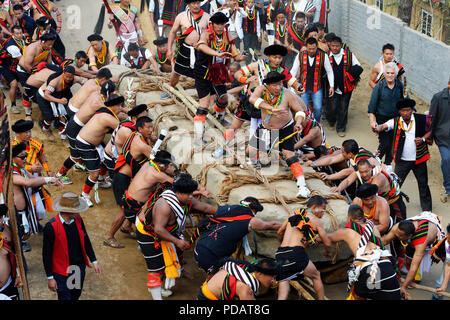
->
<box><xmin>42</xmin><ymin>192</ymin><xmax>101</xmax><ymax>300</ymax></box>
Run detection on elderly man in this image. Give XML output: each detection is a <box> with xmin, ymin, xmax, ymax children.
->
<box><xmin>368</xmin><ymin>61</ymin><xmax>405</xmax><ymax>165</ymax></box>
<box><xmin>42</xmin><ymin>192</ymin><xmax>101</xmax><ymax>300</ymax></box>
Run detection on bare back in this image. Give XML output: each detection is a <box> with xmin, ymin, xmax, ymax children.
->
<box><xmin>127</xmin><ymin>162</ymin><xmax>173</xmax><ymax>203</ymax></box>
<box><xmin>79</xmin><ymin>113</ymin><xmax>119</xmax><ymax>146</ymax></box>
<box><xmin>69</xmin><ymin>79</ymin><xmax>100</xmax><ymax>109</ymax></box>
<box><xmin>26</xmin><ymin>68</ymin><xmax>56</xmax><ymax>88</ymax></box>
<box><xmin>76</xmin><ymin>93</ymin><xmax>105</xmax><ymax>124</ymax></box>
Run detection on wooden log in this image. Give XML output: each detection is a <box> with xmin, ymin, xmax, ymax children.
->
<box><xmin>289</xmin><ymin>280</ymin><xmax>315</xmax><ymax>300</ymax></box>
<box><xmin>5</xmin><ymin>110</ymin><xmax>30</xmax><ymax>300</ymax></box>
<box><xmin>400</xmin><ymin>278</ymin><xmax>450</xmax><ymax>298</ymax></box>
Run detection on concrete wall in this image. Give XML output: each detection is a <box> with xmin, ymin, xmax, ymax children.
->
<box><xmin>328</xmin><ymin>0</ymin><xmax>450</xmax><ymax>103</ymax></box>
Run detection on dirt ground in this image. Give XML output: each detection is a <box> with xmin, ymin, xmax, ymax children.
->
<box><xmin>6</xmin><ymin>0</ymin><xmax>449</xmax><ymax>301</ymax></box>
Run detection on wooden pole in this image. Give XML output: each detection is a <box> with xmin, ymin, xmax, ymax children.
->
<box><xmin>4</xmin><ymin>109</ymin><xmax>30</xmax><ymax>300</ymax></box>
<box><xmin>289</xmin><ymin>280</ymin><xmax>315</xmax><ymax>300</ymax></box>
<box><xmin>400</xmin><ymin>278</ymin><xmax>450</xmax><ymax>298</ymax></box>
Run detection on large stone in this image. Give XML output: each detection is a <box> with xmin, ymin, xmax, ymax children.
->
<box><xmin>114</xmin><ymin>69</ymin><xmax>352</xmax><ymax>264</ymax></box>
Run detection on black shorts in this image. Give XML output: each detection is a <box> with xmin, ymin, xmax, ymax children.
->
<box><xmin>0</xmin><ymin>277</ymin><xmax>19</xmax><ymax>300</ymax></box>
<box><xmin>354</xmin><ymin>260</ymin><xmax>401</xmax><ymax>300</ymax></box>
<box><xmin>36</xmin><ymin>91</ymin><xmax>56</xmax><ymax>122</ymax></box>
<box><xmin>195</xmin><ymin>76</ymin><xmax>228</xmax><ymax>100</ymax></box>
<box><xmin>234</xmin><ymin>92</ymin><xmax>251</xmax><ymax>122</ymax></box>
<box><xmin>123</xmin><ymin>194</ymin><xmax>145</xmax><ymax>223</ymax></box>
<box><xmin>249</xmin><ymin>120</ymin><xmax>295</xmax><ymax>153</ymax></box>
<box><xmin>173</xmin><ymin>43</ymin><xmax>195</xmax><ymax>79</ymax></box>
<box><xmin>75</xmin><ymin>137</ymin><xmax>101</xmax><ymax>172</ymax></box>
<box><xmin>66</xmin><ymin>117</ymin><xmax>84</xmax><ymax>160</ymax></box>
<box><xmin>112</xmin><ymin>172</ymin><xmax>131</xmax><ymax>206</ymax></box>
<box><xmin>275</xmin><ymin>246</ymin><xmax>310</xmax><ymax>282</ymax></box>
<box><xmin>103</xmin><ymin>151</ymin><xmax>116</xmax><ymax>181</ymax></box>
<box><xmin>136</xmin><ymin>229</ymin><xmax>166</xmax><ymax>273</ymax></box>
<box><xmin>0</xmin><ymin>66</ymin><xmax>18</xmax><ymax>84</ymax></box>
<box><xmin>23</xmin><ymin>84</ymin><xmax>39</xmax><ymax>102</ymax></box>
<box><xmin>16</xmin><ymin>65</ymin><xmax>30</xmax><ymax>86</ymax></box>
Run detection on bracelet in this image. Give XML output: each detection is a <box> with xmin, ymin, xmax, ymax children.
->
<box><xmin>42</xmin><ymin>162</ymin><xmax>50</xmax><ymax>173</ymax></box>
<box><xmin>137</xmin><ymin>30</ymin><xmax>143</xmax><ymax>37</ymax></box>
<box><xmin>294</xmin><ymin>111</ymin><xmax>306</xmax><ymax>122</ymax></box>
<box><xmin>241</xmin><ymin>66</ymin><xmax>250</xmax><ymax>77</ymax></box>
<box><xmin>44</xmin><ymin>177</ymin><xmax>52</xmax><ymax>184</ymax></box>
<box><xmin>287</xmin><ymin>77</ymin><xmax>296</xmax><ymax>87</ymax></box>
<box><xmin>422</xmin><ymin>137</ymin><xmax>425</xmax><ymax>142</ymax></box>
<box><xmin>239</xmin><ymin>76</ymin><xmax>248</xmax><ymax>84</ymax></box>
<box><xmin>254</xmin><ymin>98</ymin><xmax>264</xmax><ymax>109</ymax></box>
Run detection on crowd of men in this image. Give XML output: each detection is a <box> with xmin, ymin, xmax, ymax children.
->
<box><xmin>0</xmin><ymin>0</ymin><xmax>449</xmax><ymax>302</ymax></box>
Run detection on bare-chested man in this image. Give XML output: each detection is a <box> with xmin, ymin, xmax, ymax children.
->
<box><xmin>103</xmin><ymin>103</ymin><xmax>147</xmax><ymax>180</ymax></box>
<box><xmin>192</xmin><ymin>12</ymin><xmax>248</xmax><ymax>144</ymax></box>
<box><xmin>331</xmin><ymin>159</ymin><xmax>407</xmax><ymax>223</ymax></box>
<box><xmin>76</xmin><ymin>94</ymin><xmax>125</xmax><ymax>207</ymax></box>
<box><xmin>305</xmin><ymin>139</ymin><xmax>380</xmax><ymax>184</ymax></box>
<box><xmin>197</xmin><ymin>258</ymin><xmax>278</xmax><ymax>300</ymax></box>
<box><xmin>135</xmin><ymin>173</ymin><xmax>217</xmax><ymax>299</ymax></box>
<box><xmin>55</xmin><ymin>79</ymin><xmax>116</xmax><ymax>185</ymax></box>
<box><xmin>167</xmin><ymin>0</ymin><xmax>210</xmax><ymax>87</ymax></box>
<box><xmin>23</xmin><ymin>62</ymin><xmax>60</xmax><ymax>119</ymax></box>
<box><xmin>382</xmin><ymin>212</ymin><xmax>445</xmax><ymax>300</ymax></box>
<box><xmin>86</xmin><ymin>34</ymin><xmax>119</xmax><ymax>73</ymax></box>
<box><xmin>25</xmin><ymin>0</ymin><xmax>62</xmax><ymax>32</ymax></box>
<box><xmin>328</xmin><ymin>204</ymin><xmax>401</xmax><ymax>300</ymax></box>
<box><xmin>17</xmin><ymin>32</ymin><xmax>56</xmax><ymax>110</ymax></box>
<box><xmin>352</xmin><ymin>183</ymin><xmax>391</xmax><ymax>235</ymax></box>
<box><xmin>276</xmin><ymin>195</ymin><xmax>331</xmax><ymax>300</ymax></box>
<box><xmin>12</xmin><ymin>142</ymin><xmax>63</xmax><ymax>239</ymax></box>
<box><xmin>248</xmin><ymin>71</ymin><xmax>310</xmax><ymax>198</ymax></box>
<box><xmin>103</xmin><ymin>150</ymin><xmax>176</xmax><ymax>248</ymax></box>
<box><xmin>66</xmin><ymin>68</ymin><xmax>113</xmax><ymax>121</ymax></box>
<box><xmin>0</xmin><ymin>205</ymin><xmax>22</xmax><ymax>300</ymax></box>
<box><xmin>368</xmin><ymin>43</ymin><xmax>405</xmax><ymax>89</ymax></box>
<box><xmin>36</xmin><ymin>65</ymin><xmax>83</xmax><ymax>141</ymax></box>
<box><xmin>60</xmin><ymin>51</ymin><xmax>96</xmax><ymax>80</ymax></box>
<box><xmin>104</xmin><ymin>115</ymin><xmax>155</xmax><ymax>247</ymax></box>
<box><xmin>293</xmin><ymin>113</ymin><xmax>327</xmax><ymax>156</ymax></box>
<box><xmin>211</xmin><ymin>44</ymin><xmax>303</xmax><ymax>159</ymax></box>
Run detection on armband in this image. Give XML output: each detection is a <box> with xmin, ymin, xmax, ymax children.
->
<box><xmin>254</xmin><ymin>98</ymin><xmax>264</xmax><ymax>109</ymax></box>
<box><xmin>110</xmin><ymin>53</ymin><xmax>118</xmax><ymax>61</ymax></box>
<box><xmin>137</xmin><ymin>30</ymin><xmax>143</xmax><ymax>37</ymax></box>
<box><xmin>241</xmin><ymin>66</ymin><xmax>250</xmax><ymax>77</ymax></box>
<box><xmin>287</xmin><ymin>77</ymin><xmax>296</xmax><ymax>87</ymax></box>
<box><xmin>294</xmin><ymin>111</ymin><xmax>306</xmax><ymax>122</ymax></box>
<box><xmin>239</xmin><ymin>76</ymin><xmax>248</xmax><ymax>84</ymax></box>
<box><xmin>46</xmin><ymin>85</ymin><xmax>55</xmax><ymax>93</ymax></box>
<box><xmin>89</xmin><ymin>62</ymin><xmax>97</xmax><ymax>67</ymax></box>
<box><xmin>42</xmin><ymin>162</ymin><xmax>51</xmax><ymax>173</ymax></box>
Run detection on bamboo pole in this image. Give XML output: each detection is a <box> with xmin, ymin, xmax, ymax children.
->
<box><xmin>5</xmin><ymin>110</ymin><xmax>30</xmax><ymax>300</ymax></box>
<box><xmin>400</xmin><ymin>278</ymin><xmax>450</xmax><ymax>298</ymax></box>
<box><xmin>289</xmin><ymin>280</ymin><xmax>315</xmax><ymax>300</ymax></box>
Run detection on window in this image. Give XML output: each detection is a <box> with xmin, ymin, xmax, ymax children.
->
<box><xmin>375</xmin><ymin>0</ymin><xmax>384</xmax><ymax>10</ymax></box>
<box><xmin>421</xmin><ymin>9</ymin><xmax>433</xmax><ymax>36</ymax></box>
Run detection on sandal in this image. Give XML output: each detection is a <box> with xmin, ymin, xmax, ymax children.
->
<box><xmin>120</xmin><ymin>227</ymin><xmax>136</xmax><ymax>238</ymax></box>
<box><xmin>103</xmin><ymin>238</ymin><xmax>125</xmax><ymax>249</ymax></box>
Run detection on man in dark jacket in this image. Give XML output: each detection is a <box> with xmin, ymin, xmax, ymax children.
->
<box><xmin>368</xmin><ymin>61</ymin><xmax>404</xmax><ymax>165</ymax></box>
<box><xmin>430</xmin><ymin>79</ymin><xmax>450</xmax><ymax>203</ymax></box>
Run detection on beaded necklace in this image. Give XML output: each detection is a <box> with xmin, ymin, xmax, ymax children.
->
<box><xmin>263</xmin><ymin>88</ymin><xmax>283</xmax><ymax>115</ymax></box>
